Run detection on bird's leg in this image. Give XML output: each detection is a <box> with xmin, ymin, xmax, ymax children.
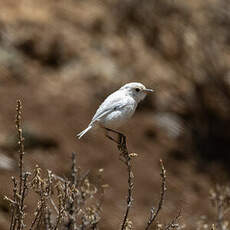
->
<box><xmin>104</xmin><ymin>128</ymin><xmax>118</xmax><ymax>144</ymax></box>
<box><xmin>105</xmin><ymin>133</ymin><xmax>118</xmax><ymax>144</ymax></box>
<box><xmin>105</xmin><ymin>128</ymin><xmax>126</xmax><ymax>151</ymax></box>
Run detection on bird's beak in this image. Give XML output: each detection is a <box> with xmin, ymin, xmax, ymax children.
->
<box><xmin>144</xmin><ymin>88</ymin><xmax>154</xmax><ymax>93</ymax></box>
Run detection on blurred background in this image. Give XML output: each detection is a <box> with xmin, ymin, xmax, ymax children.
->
<box><xmin>1</xmin><ymin>0</ymin><xmax>230</xmax><ymax>229</ymax></box>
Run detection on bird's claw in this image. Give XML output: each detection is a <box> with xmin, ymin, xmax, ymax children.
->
<box><xmin>105</xmin><ymin>128</ymin><xmax>127</xmax><ymax>151</ymax></box>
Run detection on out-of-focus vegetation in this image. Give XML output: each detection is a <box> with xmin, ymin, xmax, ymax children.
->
<box><xmin>1</xmin><ymin>0</ymin><xmax>230</xmax><ymax>229</ymax></box>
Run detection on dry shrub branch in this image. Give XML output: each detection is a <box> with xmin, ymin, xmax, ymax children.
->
<box><xmin>115</xmin><ymin>133</ymin><xmax>134</xmax><ymax>230</ymax></box>
<box><xmin>5</xmin><ymin>100</ymin><xmax>104</xmax><ymax>230</ymax></box>
<box><xmin>106</xmin><ymin>130</ymin><xmax>181</xmax><ymax>230</ymax></box>
<box><xmin>145</xmin><ymin>159</ymin><xmax>167</xmax><ymax>230</ymax></box>
<box><xmin>9</xmin><ymin>100</ymin><xmax>230</xmax><ymax>230</ymax></box>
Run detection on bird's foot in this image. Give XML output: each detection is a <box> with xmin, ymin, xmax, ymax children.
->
<box><xmin>117</xmin><ymin>132</ymin><xmax>126</xmax><ymax>151</ymax></box>
<box><xmin>105</xmin><ymin>128</ymin><xmax>127</xmax><ymax>151</ymax></box>
<box><xmin>105</xmin><ymin>134</ymin><xmax>118</xmax><ymax>144</ymax></box>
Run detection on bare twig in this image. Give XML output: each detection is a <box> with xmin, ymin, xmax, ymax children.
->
<box><xmin>210</xmin><ymin>185</ymin><xmax>230</xmax><ymax>230</ymax></box>
<box><xmin>68</xmin><ymin>152</ymin><xmax>78</xmax><ymax>230</ymax></box>
<box><xmin>6</xmin><ymin>100</ymin><xmax>26</xmax><ymax>230</ymax></box>
<box><xmin>9</xmin><ymin>177</ymin><xmax>18</xmax><ymax>230</ymax></box>
<box><xmin>17</xmin><ymin>172</ymin><xmax>30</xmax><ymax>230</ymax></box>
<box><xmin>71</xmin><ymin>152</ymin><xmax>78</xmax><ymax>186</ymax></box>
<box><xmin>91</xmin><ymin>223</ymin><xmax>97</xmax><ymax>230</ymax></box>
<box><xmin>15</xmin><ymin>100</ymin><xmax>29</xmax><ymax>230</ymax></box>
<box><xmin>15</xmin><ymin>100</ymin><xmax>25</xmax><ymax>197</ymax></box>
<box><xmin>54</xmin><ymin>182</ymin><xmax>66</xmax><ymax>230</ymax></box>
<box><xmin>44</xmin><ymin>207</ymin><xmax>52</xmax><ymax>230</ymax></box>
<box><xmin>52</xmin><ymin>174</ymin><xmax>66</xmax><ymax>183</ymax></box>
<box><xmin>165</xmin><ymin>210</ymin><xmax>181</xmax><ymax>230</ymax></box>
<box><xmin>29</xmin><ymin>203</ymin><xmax>42</xmax><ymax>230</ymax></box>
<box><xmin>105</xmin><ymin>129</ymin><xmax>134</xmax><ymax>230</ymax></box>
<box><xmin>49</xmin><ymin>197</ymin><xmax>59</xmax><ymax>215</ymax></box>
<box><xmin>145</xmin><ymin>159</ymin><xmax>166</xmax><ymax>230</ymax></box>
<box><xmin>40</xmin><ymin>184</ymin><xmax>52</xmax><ymax>230</ymax></box>
<box><xmin>118</xmin><ymin>135</ymin><xmax>134</xmax><ymax>230</ymax></box>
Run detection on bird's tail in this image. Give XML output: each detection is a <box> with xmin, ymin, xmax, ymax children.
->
<box><xmin>77</xmin><ymin>125</ymin><xmax>92</xmax><ymax>139</ymax></box>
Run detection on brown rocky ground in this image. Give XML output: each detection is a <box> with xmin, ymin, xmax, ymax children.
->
<box><xmin>1</xmin><ymin>0</ymin><xmax>230</xmax><ymax>229</ymax></box>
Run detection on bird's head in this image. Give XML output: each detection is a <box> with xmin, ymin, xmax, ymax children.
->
<box><xmin>120</xmin><ymin>82</ymin><xmax>154</xmax><ymax>102</ymax></box>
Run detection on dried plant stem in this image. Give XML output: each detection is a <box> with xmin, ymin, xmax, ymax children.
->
<box><xmin>44</xmin><ymin>207</ymin><xmax>52</xmax><ymax>230</ymax></box>
<box><xmin>17</xmin><ymin>172</ymin><xmax>30</xmax><ymax>230</ymax></box>
<box><xmin>15</xmin><ymin>100</ymin><xmax>29</xmax><ymax>230</ymax></box>
<box><xmin>29</xmin><ymin>205</ymin><xmax>42</xmax><ymax>230</ymax></box>
<box><xmin>15</xmin><ymin>100</ymin><xmax>25</xmax><ymax>196</ymax></box>
<box><xmin>165</xmin><ymin>210</ymin><xmax>181</xmax><ymax>230</ymax></box>
<box><xmin>68</xmin><ymin>200</ymin><xmax>77</xmax><ymax>230</ymax></box>
<box><xmin>69</xmin><ymin>152</ymin><xmax>77</xmax><ymax>230</ymax></box>
<box><xmin>217</xmin><ymin>201</ymin><xmax>224</xmax><ymax>230</ymax></box>
<box><xmin>7</xmin><ymin>100</ymin><xmax>105</xmax><ymax>230</ymax></box>
<box><xmin>54</xmin><ymin>201</ymin><xmax>63</xmax><ymax>230</ymax></box>
<box><xmin>50</xmin><ymin>197</ymin><xmax>59</xmax><ymax>215</ymax></box>
<box><xmin>10</xmin><ymin>177</ymin><xmax>18</xmax><ymax>230</ymax></box>
<box><xmin>210</xmin><ymin>185</ymin><xmax>230</xmax><ymax>230</ymax></box>
<box><xmin>121</xmin><ymin>153</ymin><xmax>133</xmax><ymax>230</ymax></box>
<box><xmin>114</xmin><ymin>133</ymin><xmax>134</xmax><ymax>230</ymax></box>
<box><xmin>71</xmin><ymin>152</ymin><xmax>78</xmax><ymax>186</ymax></box>
<box><xmin>91</xmin><ymin>223</ymin><xmax>97</xmax><ymax>230</ymax></box>
<box><xmin>106</xmin><ymin>129</ymin><xmax>134</xmax><ymax>230</ymax></box>
<box><xmin>54</xmin><ymin>182</ymin><xmax>67</xmax><ymax>230</ymax></box>
<box><xmin>145</xmin><ymin>159</ymin><xmax>166</xmax><ymax>230</ymax></box>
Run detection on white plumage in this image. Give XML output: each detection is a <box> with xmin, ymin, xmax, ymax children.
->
<box><xmin>77</xmin><ymin>82</ymin><xmax>153</xmax><ymax>139</ymax></box>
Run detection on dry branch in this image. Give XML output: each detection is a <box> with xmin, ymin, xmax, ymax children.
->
<box><xmin>15</xmin><ymin>100</ymin><xmax>25</xmax><ymax>197</ymax></box>
<box><xmin>105</xmin><ymin>129</ymin><xmax>134</xmax><ymax>230</ymax></box>
<box><xmin>145</xmin><ymin>159</ymin><xmax>166</xmax><ymax>230</ymax></box>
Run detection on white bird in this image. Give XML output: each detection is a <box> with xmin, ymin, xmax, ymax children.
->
<box><xmin>77</xmin><ymin>82</ymin><xmax>154</xmax><ymax>139</ymax></box>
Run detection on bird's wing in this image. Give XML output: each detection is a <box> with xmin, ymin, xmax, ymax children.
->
<box><xmin>90</xmin><ymin>91</ymin><xmax>128</xmax><ymax>125</ymax></box>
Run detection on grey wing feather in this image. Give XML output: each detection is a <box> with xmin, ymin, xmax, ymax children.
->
<box><xmin>89</xmin><ymin>92</ymin><xmax>127</xmax><ymax>125</ymax></box>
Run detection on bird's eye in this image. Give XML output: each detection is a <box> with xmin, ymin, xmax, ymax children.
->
<box><xmin>135</xmin><ymin>88</ymin><xmax>140</xmax><ymax>92</ymax></box>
